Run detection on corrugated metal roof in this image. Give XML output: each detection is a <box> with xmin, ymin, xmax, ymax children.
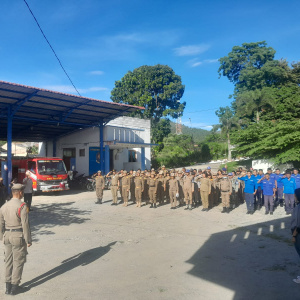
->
<box><xmin>0</xmin><ymin>80</ymin><xmax>144</xmax><ymax>141</ymax></box>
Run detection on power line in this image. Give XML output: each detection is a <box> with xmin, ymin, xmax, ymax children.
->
<box><xmin>23</xmin><ymin>0</ymin><xmax>81</xmax><ymax>97</ymax></box>
<box><xmin>184</xmin><ymin>108</ymin><xmax>219</xmax><ymax>114</ymax></box>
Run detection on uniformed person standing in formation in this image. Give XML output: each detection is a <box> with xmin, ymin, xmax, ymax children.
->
<box><xmin>183</xmin><ymin>171</ymin><xmax>194</xmax><ymax>210</ymax></box>
<box><xmin>134</xmin><ymin>171</ymin><xmax>144</xmax><ymax>207</ymax></box>
<box><xmin>148</xmin><ymin>172</ymin><xmax>158</xmax><ymax>208</ymax></box>
<box><xmin>220</xmin><ymin>172</ymin><xmax>232</xmax><ymax>213</ymax></box>
<box><xmin>93</xmin><ymin>171</ymin><xmax>105</xmax><ymax>204</ymax></box>
<box><xmin>121</xmin><ymin>171</ymin><xmax>131</xmax><ymax>206</ymax></box>
<box><xmin>168</xmin><ymin>173</ymin><xmax>179</xmax><ymax>209</ymax></box>
<box><xmin>0</xmin><ymin>183</ymin><xmax>32</xmax><ymax>295</ymax></box>
<box><xmin>200</xmin><ymin>172</ymin><xmax>211</xmax><ymax>211</ymax></box>
<box><xmin>107</xmin><ymin>170</ymin><xmax>119</xmax><ymax>205</ymax></box>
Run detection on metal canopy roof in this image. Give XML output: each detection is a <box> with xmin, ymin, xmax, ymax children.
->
<box><xmin>0</xmin><ymin>80</ymin><xmax>144</xmax><ymax>141</ymax></box>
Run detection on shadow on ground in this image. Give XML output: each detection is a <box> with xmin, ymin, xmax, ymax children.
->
<box><xmin>186</xmin><ymin>216</ymin><xmax>300</xmax><ymax>299</ymax></box>
<box><xmin>29</xmin><ymin>202</ymin><xmax>91</xmax><ymax>242</ymax></box>
<box><xmin>21</xmin><ymin>242</ymin><xmax>117</xmax><ymax>290</ymax></box>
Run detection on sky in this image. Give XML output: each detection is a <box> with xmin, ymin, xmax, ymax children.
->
<box><xmin>1</xmin><ymin>0</ymin><xmax>299</xmax><ymax>130</ymax></box>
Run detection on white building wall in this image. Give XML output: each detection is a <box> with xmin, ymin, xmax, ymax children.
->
<box><xmin>40</xmin><ymin>116</ymin><xmax>151</xmax><ymax>174</ymax></box>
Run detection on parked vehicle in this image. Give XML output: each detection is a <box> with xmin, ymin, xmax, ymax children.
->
<box><xmin>12</xmin><ymin>157</ymin><xmax>69</xmax><ymax>192</ymax></box>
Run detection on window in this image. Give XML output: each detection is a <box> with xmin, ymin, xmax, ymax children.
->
<box><xmin>128</xmin><ymin>150</ymin><xmax>137</xmax><ymax>162</ymax></box>
<box><xmin>27</xmin><ymin>161</ymin><xmax>36</xmax><ymax>173</ymax></box>
<box><xmin>79</xmin><ymin>149</ymin><xmax>85</xmax><ymax>157</ymax></box>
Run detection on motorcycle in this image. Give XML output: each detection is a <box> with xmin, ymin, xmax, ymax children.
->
<box><xmin>86</xmin><ymin>177</ymin><xmax>96</xmax><ymax>191</ymax></box>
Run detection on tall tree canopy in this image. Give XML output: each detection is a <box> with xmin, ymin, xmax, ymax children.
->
<box><xmin>218</xmin><ymin>41</ymin><xmax>300</xmax><ymax>164</ymax></box>
<box><xmin>111</xmin><ymin>64</ymin><xmax>185</xmax><ymax>123</ymax></box>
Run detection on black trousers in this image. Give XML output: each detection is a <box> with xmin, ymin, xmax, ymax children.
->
<box><xmin>24</xmin><ymin>193</ymin><xmax>32</xmax><ymax>210</ymax></box>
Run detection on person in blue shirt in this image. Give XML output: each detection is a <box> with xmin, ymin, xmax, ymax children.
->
<box><xmin>277</xmin><ymin>171</ymin><xmax>296</xmax><ymax>214</ymax></box>
<box><xmin>252</xmin><ymin>169</ymin><xmax>262</xmax><ymax>210</ymax></box>
<box><xmin>267</xmin><ymin>168</ymin><xmax>276</xmax><ymax>183</ymax></box>
<box><xmin>275</xmin><ymin>168</ymin><xmax>284</xmax><ymax>207</ymax></box>
<box><xmin>292</xmin><ymin>168</ymin><xmax>300</xmax><ymax>203</ymax></box>
<box><xmin>257</xmin><ymin>173</ymin><xmax>276</xmax><ymax>215</ymax></box>
<box><xmin>238</xmin><ymin>170</ymin><xmax>256</xmax><ymax>214</ymax></box>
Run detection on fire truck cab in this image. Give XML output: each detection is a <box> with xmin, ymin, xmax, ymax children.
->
<box><xmin>12</xmin><ymin>157</ymin><xmax>69</xmax><ymax>192</ymax></box>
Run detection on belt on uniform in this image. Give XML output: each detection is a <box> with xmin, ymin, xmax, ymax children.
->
<box><xmin>221</xmin><ymin>190</ymin><xmax>230</xmax><ymax>192</ymax></box>
<box><xmin>5</xmin><ymin>228</ymin><xmax>23</xmax><ymax>232</ymax></box>
<box><xmin>111</xmin><ymin>185</ymin><xmax>118</xmax><ymax>186</ymax></box>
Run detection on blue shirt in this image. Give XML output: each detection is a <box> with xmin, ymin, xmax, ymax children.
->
<box><xmin>269</xmin><ymin>173</ymin><xmax>276</xmax><ymax>183</ymax></box>
<box><xmin>251</xmin><ymin>174</ymin><xmax>261</xmax><ymax>188</ymax></box>
<box><xmin>277</xmin><ymin>177</ymin><xmax>296</xmax><ymax>194</ymax></box>
<box><xmin>275</xmin><ymin>174</ymin><xmax>284</xmax><ymax>189</ymax></box>
<box><xmin>238</xmin><ymin>176</ymin><xmax>256</xmax><ymax>194</ymax></box>
<box><xmin>291</xmin><ymin>174</ymin><xmax>300</xmax><ymax>189</ymax></box>
<box><xmin>261</xmin><ymin>179</ymin><xmax>275</xmax><ymax>196</ymax></box>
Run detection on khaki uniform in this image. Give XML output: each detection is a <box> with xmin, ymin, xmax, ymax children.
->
<box><xmin>200</xmin><ymin>178</ymin><xmax>212</xmax><ymax>209</ymax></box>
<box><xmin>94</xmin><ymin>175</ymin><xmax>105</xmax><ymax>202</ymax></box>
<box><xmin>134</xmin><ymin>177</ymin><xmax>144</xmax><ymax>207</ymax></box>
<box><xmin>0</xmin><ymin>198</ymin><xmax>32</xmax><ymax>285</ymax></box>
<box><xmin>183</xmin><ymin>176</ymin><xmax>194</xmax><ymax>205</ymax></box>
<box><xmin>129</xmin><ymin>175</ymin><xmax>136</xmax><ymax>202</ymax></box>
<box><xmin>148</xmin><ymin>178</ymin><xmax>158</xmax><ymax>204</ymax></box>
<box><xmin>169</xmin><ymin>178</ymin><xmax>179</xmax><ymax>208</ymax></box>
<box><xmin>177</xmin><ymin>175</ymin><xmax>184</xmax><ymax>205</ymax></box>
<box><xmin>143</xmin><ymin>177</ymin><xmax>149</xmax><ymax>204</ymax></box>
<box><xmin>122</xmin><ymin>176</ymin><xmax>131</xmax><ymax>206</ymax></box>
<box><xmin>157</xmin><ymin>177</ymin><xmax>166</xmax><ymax>204</ymax></box>
<box><xmin>220</xmin><ymin>178</ymin><xmax>232</xmax><ymax>208</ymax></box>
<box><xmin>110</xmin><ymin>175</ymin><xmax>119</xmax><ymax>204</ymax></box>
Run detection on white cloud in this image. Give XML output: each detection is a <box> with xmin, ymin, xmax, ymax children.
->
<box><xmin>42</xmin><ymin>85</ymin><xmax>108</xmax><ymax>94</ymax></box>
<box><xmin>204</xmin><ymin>59</ymin><xmax>219</xmax><ymax>63</ymax></box>
<box><xmin>89</xmin><ymin>70</ymin><xmax>104</xmax><ymax>75</ymax></box>
<box><xmin>188</xmin><ymin>58</ymin><xmax>219</xmax><ymax>68</ymax></box>
<box><xmin>174</xmin><ymin>44</ymin><xmax>210</xmax><ymax>56</ymax></box>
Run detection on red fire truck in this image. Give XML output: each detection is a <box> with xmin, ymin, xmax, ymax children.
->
<box><xmin>12</xmin><ymin>157</ymin><xmax>69</xmax><ymax>192</ymax></box>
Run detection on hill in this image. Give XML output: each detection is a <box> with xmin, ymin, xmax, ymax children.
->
<box><xmin>170</xmin><ymin>121</ymin><xmax>210</xmax><ymax>143</ymax></box>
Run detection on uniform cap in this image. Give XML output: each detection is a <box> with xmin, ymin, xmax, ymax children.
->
<box><xmin>170</xmin><ymin>173</ymin><xmax>175</xmax><ymax>177</ymax></box>
<box><xmin>97</xmin><ymin>170</ymin><xmax>102</xmax><ymax>173</ymax></box>
<box><xmin>11</xmin><ymin>183</ymin><xmax>24</xmax><ymax>191</ymax></box>
<box><xmin>207</xmin><ymin>166</ymin><xmax>211</xmax><ymax>170</ymax></box>
<box><xmin>228</xmin><ymin>172</ymin><xmax>233</xmax><ymax>176</ymax></box>
<box><xmin>159</xmin><ymin>171</ymin><xmax>163</xmax><ymax>175</ymax></box>
<box><xmin>162</xmin><ymin>165</ymin><xmax>165</xmax><ymax>168</ymax></box>
<box><xmin>151</xmin><ymin>168</ymin><xmax>155</xmax><ymax>171</ymax></box>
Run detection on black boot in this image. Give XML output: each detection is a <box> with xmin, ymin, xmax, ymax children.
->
<box><xmin>150</xmin><ymin>204</ymin><xmax>153</xmax><ymax>208</ymax></box>
<box><xmin>154</xmin><ymin>203</ymin><xmax>157</xmax><ymax>208</ymax></box>
<box><xmin>226</xmin><ymin>207</ymin><xmax>230</xmax><ymax>214</ymax></box>
<box><xmin>5</xmin><ymin>282</ymin><xmax>12</xmax><ymax>295</ymax></box>
<box><xmin>10</xmin><ymin>284</ymin><xmax>19</xmax><ymax>295</ymax></box>
<box><xmin>221</xmin><ymin>207</ymin><xmax>226</xmax><ymax>213</ymax></box>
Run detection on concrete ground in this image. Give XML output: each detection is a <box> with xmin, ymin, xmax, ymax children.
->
<box><xmin>0</xmin><ymin>189</ymin><xmax>299</xmax><ymax>300</ymax></box>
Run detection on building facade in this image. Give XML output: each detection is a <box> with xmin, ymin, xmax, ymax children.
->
<box><xmin>39</xmin><ymin>116</ymin><xmax>152</xmax><ymax>175</ymax></box>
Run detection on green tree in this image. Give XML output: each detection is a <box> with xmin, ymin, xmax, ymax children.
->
<box><xmin>111</xmin><ymin>64</ymin><xmax>185</xmax><ymax>124</ymax></box>
<box><xmin>215</xmin><ymin>106</ymin><xmax>238</xmax><ymax>161</ymax></box>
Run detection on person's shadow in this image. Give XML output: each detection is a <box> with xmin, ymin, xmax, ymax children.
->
<box><xmin>21</xmin><ymin>241</ymin><xmax>117</xmax><ymax>290</ymax></box>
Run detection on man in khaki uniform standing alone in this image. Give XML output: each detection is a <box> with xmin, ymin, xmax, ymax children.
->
<box><xmin>93</xmin><ymin>171</ymin><xmax>105</xmax><ymax>204</ymax></box>
<box><xmin>220</xmin><ymin>173</ymin><xmax>232</xmax><ymax>213</ymax></box>
<box><xmin>134</xmin><ymin>171</ymin><xmax>144</xmax><ymax>207</ymax></box>
<box><xmin>0</xmin><ymin>183</ymin><xmax>32</xmax><ymax>295</ymax></box>
<box><xmin>200</xmin><ymin>172</ymin><xmax>212</xmax><ymax>211</ymax></box>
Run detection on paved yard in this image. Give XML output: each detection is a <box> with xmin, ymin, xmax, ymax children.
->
<box><xmin>0</xmin><ymin>189</ymin><xmax>299</xmax><ymax>300</ymax></box>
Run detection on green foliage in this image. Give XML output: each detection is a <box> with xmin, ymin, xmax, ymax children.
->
<box><xmin>218</xmin><ymin>41</ymin><xmax>300</xmax><ymax>164</ymax></box>
<box><xmin>170</xmin><ymin>122</ymin><xmax>210</xmax><ymax>143</ymax></box>
<box><xmin>111</xmin><ymin>64</ymin><xmax>185</xmax><ymax>123</ymax></box>
<box><xmin>156</xmin><ymin>134</ymin><xmax>204</xmax><ymax>167</ymax></box>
